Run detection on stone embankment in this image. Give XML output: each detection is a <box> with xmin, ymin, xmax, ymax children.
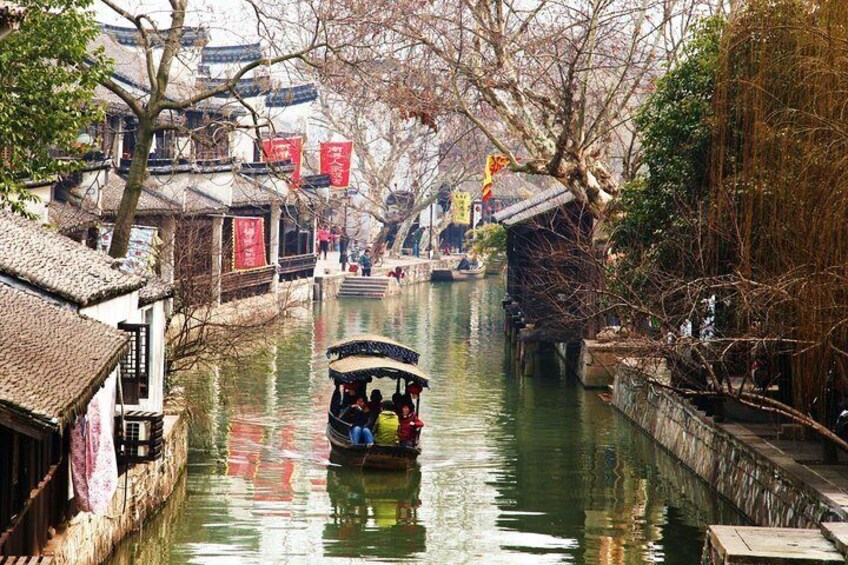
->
<box><xmin>314</xmin><ymin>257</ymin><xmax>456</xmax><ymax>301</ymax></box>
<box><xmin>606</xmin><ymin>356</ymin><xmax>848</xmax><ymax>564</ymax></box>
<box><xmin>43</xmin><ymin>408</ymin><xmax>188</xmax><ymax>565</ymax></box>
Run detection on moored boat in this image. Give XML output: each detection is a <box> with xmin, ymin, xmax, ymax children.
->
<box><xmin>326</xmin><ymin>335</ymin><xmax>428</xmax><ymax>471</ymax></box>
<box><xmin>430</xmin><ymin>266</ymin><xmax>486</xmax><ymax>281</ymax></box>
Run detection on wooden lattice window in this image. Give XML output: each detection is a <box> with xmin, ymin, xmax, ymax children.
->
<box><xmin>118</xmin><ymin>322</ymin><xmax>150</xmax><ymax>404</ymax></box>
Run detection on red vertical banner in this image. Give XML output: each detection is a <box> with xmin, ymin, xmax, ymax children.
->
<box><xmin>261</xmin><ymin>137</ymin><xmax>303</xmax><ymax>185</ymax></box>
<box><xmin>319</xmin><ymin>141</ymin><xmax>353</xmax><ymax>189</ymax></box>
<box><xmin>233</xmin><ymin>217</ymin><xmax>266</xmax><ymax>270</ymax></box>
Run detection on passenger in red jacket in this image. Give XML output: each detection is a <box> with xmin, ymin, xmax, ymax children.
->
<box><xmin>397</xmin><ymin>404</ymin><xmax>423</xmax><ymax>448</ymax></box>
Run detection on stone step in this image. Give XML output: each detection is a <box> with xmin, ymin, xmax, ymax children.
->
<box><xmin>342</xmin><ymin>278</ymin><xmax>390</xmax><ymax>285</ymax></box>
<box><xmin>338</xmin><ymin>291</ymin><xmax>386</xmax><ymax>299</ymax></box>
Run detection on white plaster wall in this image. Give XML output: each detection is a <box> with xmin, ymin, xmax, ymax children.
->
<box><xmin>26</xmin><ymin>186</ymin><xmax>52</xmax><ymax>223</ymax></box>
<box><xmin>81</xmin><ymin>292</ymin><xmax>167</xmax><ymax>414</ymax></box>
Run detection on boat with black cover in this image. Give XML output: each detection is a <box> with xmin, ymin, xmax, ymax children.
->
<box><xmin>326</xmin><ymin>335</ymin><xmax>428</xmax><ymax>470</ymax></box>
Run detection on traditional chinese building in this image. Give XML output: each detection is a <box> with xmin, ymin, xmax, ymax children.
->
<box><xmin>0</xmin><ymin>211</ymin><xmax>173</xmax><ymax>556</ymax></box>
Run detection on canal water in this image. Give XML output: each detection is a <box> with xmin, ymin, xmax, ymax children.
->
<box><xmin>109</xmin><ymin>280</ymin><xmax>743</xmax><ymax>564</ymax></box>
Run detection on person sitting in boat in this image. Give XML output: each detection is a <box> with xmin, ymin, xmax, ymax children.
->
<box><xmin>339</xmin><ymin>383</ymin><xmax>362</xmax><ymax>412</ymax></box>
<box><xmin>367</xmin><ymin>390</ymin><xmax>383</xmax><ymax>426</ymax></box>
<box><xmin>392</xmin><ymin>392</ymin><xmax>412</xmax><ymax>414</ymax></box>
<box><xmin>398</xmin><ymin>404</ymin><xmax>424</xmax><ymax>448</ymax></box>
<box><xmin>457</xmin><ymin>255</ymin><xmax>471</xmax><ymax>270</ymax></box>
<box><xmin>341</xmin><ymin>396</ymin><xmax>374</xmax><ymax>446</ymax></box>
<box><xmin>468</xmin><ymin>254</ymin><xmax>480</xmax><ymax>269</ymax></box>
<box><xmin>373</xmin><ymin>400</ymin><xmax>400</xmax><ymax>446</ymax></box>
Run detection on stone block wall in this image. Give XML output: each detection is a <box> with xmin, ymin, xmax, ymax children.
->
<box><xmin>612</xmin><ymin>368</ymin><xmax>846</xmax><ymax>528</ymax></box>
<box><xmin>578</xmin><ymin>340</ymin><xmax>656</xmax><ymax>388</ymax></box>
<box><xmin>44</xmin><ymin>412</ymin><xmax>189</xmax><ymax>565</ymax></box>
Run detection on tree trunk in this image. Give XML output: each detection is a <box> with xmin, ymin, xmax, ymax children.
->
<box><xmin>109</xmin><ymin>121</ymin><xmax>155</xmax><ymax>258</ymax></box>
<box><xmin>390</xmin><ymin>215</ymin><xmax>416</xmax><ymax>256</ymax></box>
<box><xmin>372</xmin><ymin>223</ymin><xmax>390</xmax><ymax>255</ymax></box>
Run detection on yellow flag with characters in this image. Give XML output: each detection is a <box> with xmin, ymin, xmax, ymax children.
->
<box><xmin>482</xmin><ymin>154</ymin><xmax>510</xmax><ymax>202</ymax></box>
<box><xmin>452</xmin><ymin>191</ymin><xmax>471</xmax><ymax>225</ymax></box>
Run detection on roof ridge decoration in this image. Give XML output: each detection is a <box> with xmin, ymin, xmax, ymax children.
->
<box><xmin>101</xmin><ymin>23</ymin><xmax>209</xmax><ymax>48</ymax></box>
<box><xmin>202</xmin><ymin>43</ymin><xmax>262</xmax><ymax>64</ymax></box>
<box><xmin>265</xmin><ymin>84</ymin><xmax>319</xmax><ymax>108</ymax></box>
<box><xmin>492</xmin><ymin>185</ymin><xmax>576</xmax><ymax>227</ymax></box>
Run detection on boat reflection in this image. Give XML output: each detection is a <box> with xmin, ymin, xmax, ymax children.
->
<box><xmin>323</xmin><ymin>466</ymin><xmax>425</xmax><ymax>559</ymax></box>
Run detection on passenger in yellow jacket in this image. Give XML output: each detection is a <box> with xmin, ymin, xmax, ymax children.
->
<box><xmin>373</xmin><ymin>401</ymin><xmax>400</xmax><ymax>445</ymax></box>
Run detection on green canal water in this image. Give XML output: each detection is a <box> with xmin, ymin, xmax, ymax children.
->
<box><xmin>109</xmin><ymin>280</ymin><xmax>743</xmax><ymax>564</ymax></box>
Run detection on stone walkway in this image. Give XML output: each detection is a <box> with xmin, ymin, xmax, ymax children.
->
<box><xmin>314</xmin><ymin>250</ymin><xmax>454</xmax><ymax>276</ymax></box>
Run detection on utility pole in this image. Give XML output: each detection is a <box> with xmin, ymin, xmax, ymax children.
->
<box><xmin>429</xmin><ymin>202</ymin><xmax>434</xmax><ymax>259</ymax></box>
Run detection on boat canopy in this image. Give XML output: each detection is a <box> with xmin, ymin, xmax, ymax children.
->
<box><xmin>329</xmin><ymin>356</ymin><xmax>430</xmax><ymax>388</ymax></box>
<box><xmin>326</xmin><ymin>334</ymin><xmax>420</xmax><ymax>365</ymax></box>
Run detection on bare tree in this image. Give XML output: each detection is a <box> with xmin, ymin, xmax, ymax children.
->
<box><xmin>316</xmin><ymin>90</ymin><xmax>481</xmax><ymax>255</ymax></box>
<box><xmin>164</xmin><ymin>213</ymin><xmax>306</xmax><ymax>375</ymax></box>
<box><xmin>97</xmin><ymin>0</ymin><xmax>337</xmax><ymax>258</ymax></box>
<box><xmin>323</xmin><ymin>0</ymin><xmax>718</xmax><ymax>218</ymax></box>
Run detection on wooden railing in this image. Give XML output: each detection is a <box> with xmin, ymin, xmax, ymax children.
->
<box><xmin>0</xmin><ymin>464</ymin><xmax>65</xmax><ymax>556</ymax></box>
<box><xmin>221</xmin><ymin>265</ymin><xmax>276</xmax><ymax>299</ymax></box>
<box><xmin>278</xmin><ymin>254</ymin><xmax>317</xmax><ymax>280</ymax></box>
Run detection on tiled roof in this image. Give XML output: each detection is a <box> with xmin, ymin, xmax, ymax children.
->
<box><xmin>100</xmin><ymin>174</ymin><xmax>181</xmax><ymax>215</ymax></box>
<box><xmin>231</xmin><ymin>175</ymin><xmax>283</xmax><ymax>207</ymax></box>
<box><xmin>301</xmin><ymin>173</ymin><xmax>331</xmax><ymax>190</ymax></box>
<box><xmin>0</xmin><ymin>284</ymin><xmax>129</xmax><ymax>432</ymax></box>
<box><xmin>138</xmin><ymin>276</ymin><xmax>173</xmax><ymax>307</ymax></box>
<box><xmin>202</xmin><ymin>43</ymin><xmax>262</xmax><ymax>64</ymax></box>
<box><xmin>101</xmin><ymin>23</ymin><xmax>209</xmax><ymax>48</ymax></box>
<box><xmin>48</xmin><ymin>202</ymin><xmax>101</xmax><ymax>236</ymax></box>
<box><xmin>185</xmin><ymin>186</ymin><xmax>228</xmax><ymax>213</ymax></box>
<box><xmin>265</xmin><ymin>84</ymin><xmax>319</xmax><ymax>108</ymax></box>
<box><xmin>492</xmin><ymin>185</ymin><xmax>576</xmax><ymax>227</ymax></box>
<box><xmin>0</xmin><ymin>210</ymin><xmax>144</xmax><ymax>306</ymax></box>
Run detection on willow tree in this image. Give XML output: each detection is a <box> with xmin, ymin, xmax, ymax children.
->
<box><xmin>706</xmin><ymin>0</ymin><xmax>848</xmax><ymax>430</ymax></box>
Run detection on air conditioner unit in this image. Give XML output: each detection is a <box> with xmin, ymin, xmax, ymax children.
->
<box><xmin>115</xmin><ymin>411</ymin><xmax>165</xmax><ymax>463</ymax></box>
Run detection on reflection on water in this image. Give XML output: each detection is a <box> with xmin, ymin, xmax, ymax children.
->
<box><xmin>324</xmin><ymin>468</ymin><xmax>424</xmax><ymax>559</ymax></box>
<box><xmin>109</xmin><ymin>281</ymin><xmax>744</xmax><ymax>564</ymax></box>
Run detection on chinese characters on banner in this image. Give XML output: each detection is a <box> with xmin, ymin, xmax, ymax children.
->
<box><xmin>452</xmin><ymin>192</ymin><xmax>471</xmax><ymax>225</ymax></box>
<box><xmin>261</xmin><ymin>137</ymin><xmax>303</xmax><ymax>184</ymax></box>
<box><xmin>233</xmin><ymin>217</ymin><xmax>267</xmax><ymax>270</ymax></box>
<box><xmin>482</xmin><ymin>154</ymin><xmax>510</xmax><ymax>202</ymax></box>
<box><xmin>98</xmin><ymin>224</ymin><xmax>158</xmax><ymax>275</ymax></box>
<box><xmin>319</xmin><ymin>141</ymin><xmax>353</xmax><ymax>188</ymax></box>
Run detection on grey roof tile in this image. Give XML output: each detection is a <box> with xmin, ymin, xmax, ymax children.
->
<box><xmin>0</xmin><ymin>284</ymin><xmax>128</xmax><ymax>431</ymax></box>
<box><xmin>0</xmin><ymin>210</ymin><xmax>144</xmax><ymax>306</ymax></box>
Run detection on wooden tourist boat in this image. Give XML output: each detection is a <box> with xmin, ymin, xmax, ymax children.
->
<box><xmin>430</xmin><ymin>266</ymin><xmax>487</xmax><ymax>282</ymax></box>
<box><xmin>326</xmin><ymin>335</ymin><xmax>428</xmax><ymax>471</ymax></box>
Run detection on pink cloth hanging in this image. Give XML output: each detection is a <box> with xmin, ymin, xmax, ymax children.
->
<box><xmin>70</xmin><ymin>376</ymin><xmax>118</xmax><ymax>514</ymax></box>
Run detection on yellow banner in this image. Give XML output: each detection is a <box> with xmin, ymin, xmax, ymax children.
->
<box><xmin>452</xmin><ymin>191</ymin><xmax>471</xmax><ymax>225</ymax></box>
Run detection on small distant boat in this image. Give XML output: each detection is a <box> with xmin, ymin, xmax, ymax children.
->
<box><xmin>326</xmin><ymin>335</ymin><xmax>428</xmax><ymax>471</ymax></box>
<box><xmin>431</xmin><ymin>266</ymin><xmax>486</xmax><ymax>281</ymax></box>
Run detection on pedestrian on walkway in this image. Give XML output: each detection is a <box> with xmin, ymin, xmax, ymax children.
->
<box><xmin>317</xmin><ymin>226</ymin><xmax>331</xmax><ymax>260</ymax></box>
<box><xmin>360</xmin><ymin>249</ymin><xmax>372</xmax><ymax>277</ymax></box>
<box><xmin>411</xmin><ymin>226</ymin><xmax>424</xmax><ymax>258</ymax></box>
<box><xmin>339</xmin><ymin>232</ymin><xmax>349</xmax><ymax>272</ymax></box>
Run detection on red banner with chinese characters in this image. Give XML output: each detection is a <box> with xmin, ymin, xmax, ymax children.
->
<box><xmin>233</xmin><ymin>217</ymin><xmax>266</xmax><ymax>270</ymax></box>
<box><xmin>261</xmin><ymin>137</ymin><xmax>303</xmax><ymax>185</ymax></box>
<box><xmin>319</xmin><ymin>141</ymin><xmax>353</xmax><ymax>189</ymax></box>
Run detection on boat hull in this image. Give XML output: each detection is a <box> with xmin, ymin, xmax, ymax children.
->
<box><xmin>431</xmin><ymin>268</ymin><xmax>486</xmax><ymax>281</ymax></box>
<box><xmin>326</xmin><ymin>424</ymin><xmax>420</xmax><ymax>471</ymax></box>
